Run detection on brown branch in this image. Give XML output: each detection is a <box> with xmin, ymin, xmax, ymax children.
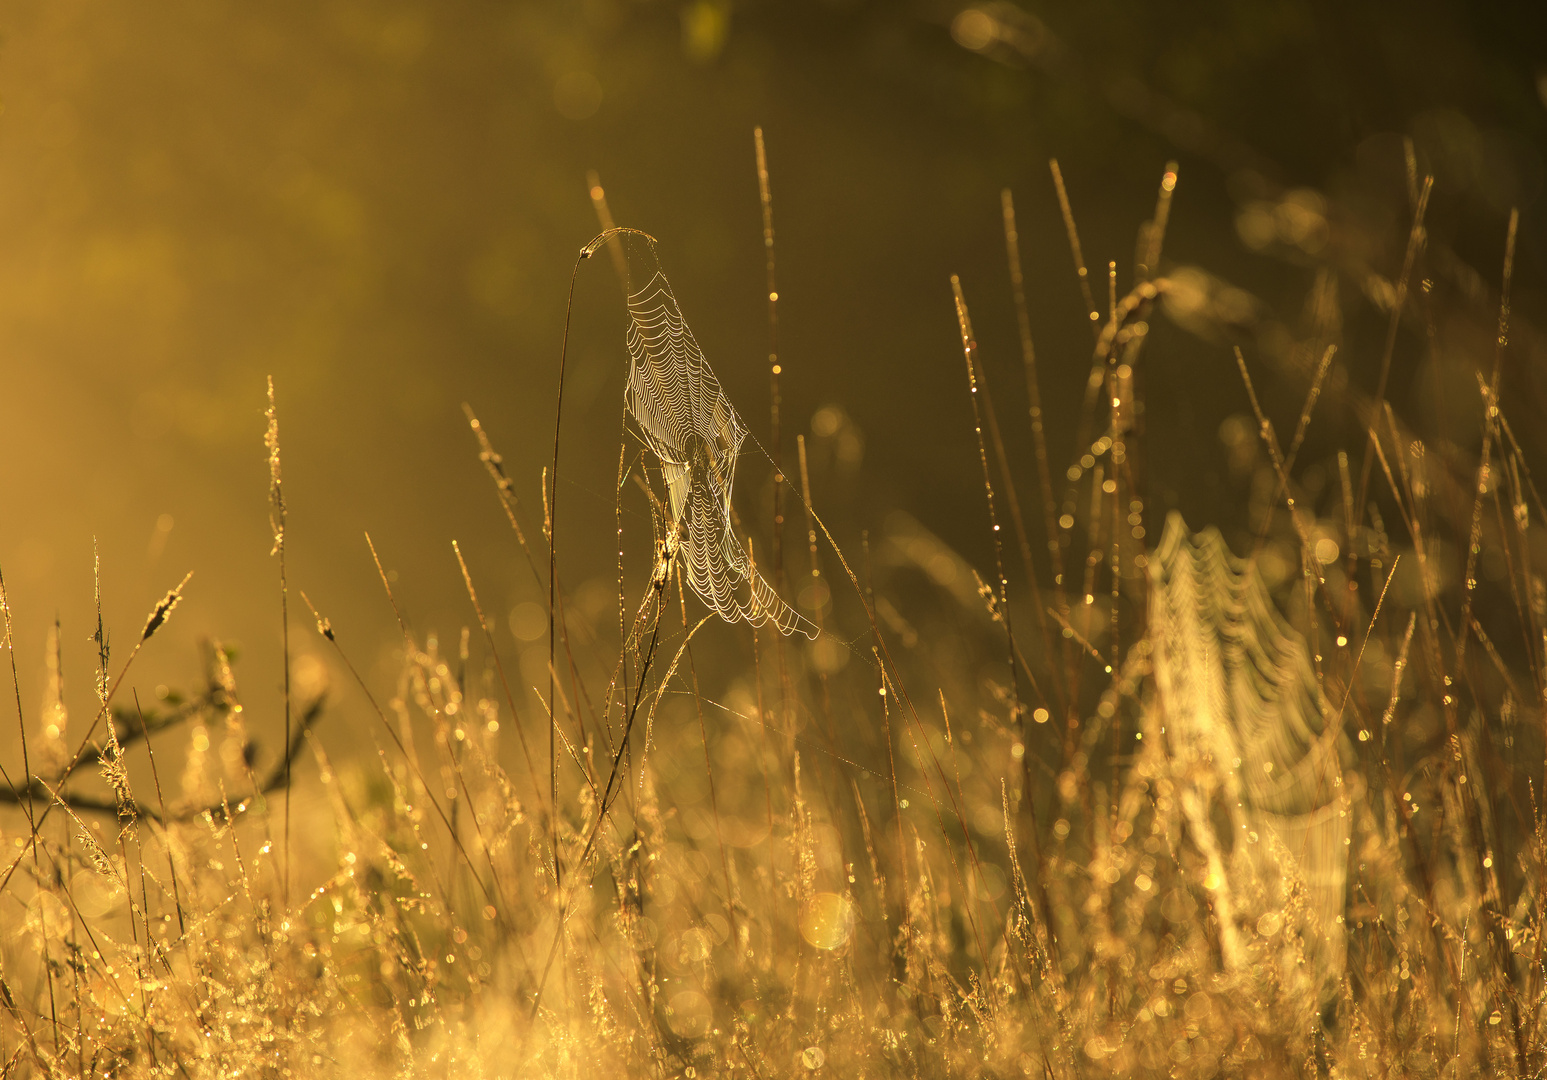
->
<box><xmin>1</xmin><ymin>694</ymin><xmax>326</xmax><ymax>824</ymax></box>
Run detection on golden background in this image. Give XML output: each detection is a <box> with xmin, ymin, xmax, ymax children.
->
<box><xmin>0</xmin><ymin>0</ymin><xmax>1539</xmax><ymax>770</ymax></box>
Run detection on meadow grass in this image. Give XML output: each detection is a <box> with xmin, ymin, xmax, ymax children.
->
<box><xmin>0</xmin><ymin>154</ymin><xmax>1539</xmax><ymax>1080</ymax></box>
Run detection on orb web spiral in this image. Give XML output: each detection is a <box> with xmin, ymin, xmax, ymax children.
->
<box><xmin>622</xmin><ymin>249</ymin><xmax>816</xmax><ymax>640</ymax></box>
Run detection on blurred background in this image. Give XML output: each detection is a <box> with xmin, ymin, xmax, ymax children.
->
<box><xmin>0</xmin><ymin>0</ymin><xmax>1541</xmax><ymax>782</ymax></box>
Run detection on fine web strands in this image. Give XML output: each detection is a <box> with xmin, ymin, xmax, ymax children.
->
<box><xmin>1149</xmin><ymin>511</ymin><xmax>1350</xmax><ymax>988</ymax></box>
<box><xmin>621</xmin><ymin>242</ymin><xmax>817</xmax><ymax>640</ymax></box>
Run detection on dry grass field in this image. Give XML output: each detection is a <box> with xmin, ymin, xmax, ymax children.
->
<box><xmin>0</xmin><ymin>146</ymin><xmax>1540</xmax><ymax>1080</ymax></box>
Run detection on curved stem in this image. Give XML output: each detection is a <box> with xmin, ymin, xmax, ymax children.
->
<box><xmin>549</xmin><ymin>227</ymin><xmax>659</xmax><ymax>889</ymax></box>
<box><xmin>550</xmin><ymin>253</ymin><xmax>583</xmax><ymax>889</ymax></box>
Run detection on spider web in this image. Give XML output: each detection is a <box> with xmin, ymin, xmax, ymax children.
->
<box><xmin>1149</xmin><ymin>512</ymin><xmax>1349</xmax><ymax>988</ymax></box>
<box><xmin>621</xmin><ymin>243</ymin><xmax>817</xmax><ymax>640</ymax></box>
